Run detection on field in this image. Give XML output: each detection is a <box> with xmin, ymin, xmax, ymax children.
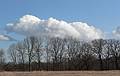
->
<box><xmin>0</xmin><ymin>71</ymin><xmax>120</xmax><ymax>76</ymax></box>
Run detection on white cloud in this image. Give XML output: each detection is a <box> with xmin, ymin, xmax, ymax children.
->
<box><xmin>0</xmin><ymin>34</ymin><xmax>12</xmax><ymax>41</ymax></box>
<box><xmin>6</xmin><ymin>15</ymin><xmax>104</xmax><ymax>40</ymax></box>
<box><xmin>112</xmin><ymin>26</ymin><xmax>120</xmax><ymax>38</ymax></box>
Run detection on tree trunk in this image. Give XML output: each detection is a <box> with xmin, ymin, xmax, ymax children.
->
<box><xmin>99</xmin><ymin>54</ymin><xmax>103</xmax><ymax>70</ymax></box>
<box><xmin>115</xmin><ymin>56</ymin><xmax>119</xmax><ymax>70</ymax></box>
<box><xmin>28</xmin><ymin>55</ymin><xmax>31</xmax><ymax>71</ymax></box>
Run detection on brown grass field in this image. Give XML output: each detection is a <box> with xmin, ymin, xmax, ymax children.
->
<box><xmin>0</xmin><ymin>71</ymin><xmax>120</xmax><ymax>76</ymax></box>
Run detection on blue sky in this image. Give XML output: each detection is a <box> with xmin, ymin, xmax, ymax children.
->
<box><xmin>0</xmin><ymin>0</ymin><xmax>120</xmax><ymax>48</ymax></box>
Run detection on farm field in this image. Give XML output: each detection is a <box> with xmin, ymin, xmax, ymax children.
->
<box><xmin>0</xmin><ymin>71</ymin><xmax>120</xmax><ymax>76</ymax></box>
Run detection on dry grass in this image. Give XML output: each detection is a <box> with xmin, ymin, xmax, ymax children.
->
<box><xmin>0</xmin><ymin>71</ymin><xmax>120</xmax><ymax>76</ymax></box>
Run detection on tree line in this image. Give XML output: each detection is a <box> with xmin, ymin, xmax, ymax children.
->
<box><xmin>0</xmin><ymin>36</ymin><xmax>120</xmax><ymax>71</ymax></box>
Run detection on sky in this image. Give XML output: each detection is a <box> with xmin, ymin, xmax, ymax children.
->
<box><xmin>1</xmin><ymin>0</ymin><xmax>120</xmax><ymax>48</ymax></box>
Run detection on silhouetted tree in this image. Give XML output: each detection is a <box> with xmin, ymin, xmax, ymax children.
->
<box><xmin>0</xmin><ymin>48</ymin><xmax>5</xmax><ymax>71</ymax></box>
<box><xmin>92</xmin><ymin>39</ymin><xmax>105</xmax><ymax>70</ymax></box>
<box><xmin>65</xmin><ymin>38</ymin><xmax>81</xmax><ymax>70</ymax></box>
<box><xmin>24</xmin><ymin>36</ymin><xmax>36</xmax><ymax>71</ymax></box>
<box><xmin>16</xmin><ymin>42</ymin><xmax>26</xmax><ymax>70</ymax></box>
<box><xmin>34</xmin><ymin>37</ymin><xmax>44</xmax><ymax>70</ymax></box>
<box><xmin>48</xmin><ymin>37</ymin><xmax>66</xmax><ymax>70</ymax></box>
<box><xmin>109</xmin><ymin>39</ymin><xmax>120</xmax><ymax>70</ymax></box>
<box><xmin>8</xmin><ymin>44</ymin><xmax>18</xmax><ymax>65</ymax></box>
<box><xmin>81</xmin><ymin>42</ymin><xmax>94</xmax><ymax>70</ymax></box>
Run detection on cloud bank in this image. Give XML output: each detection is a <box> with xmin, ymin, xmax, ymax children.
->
<box><xmin>6</xmin><ymin>15</ymin><xmax>104</xmax><ymax>40</ymax></box>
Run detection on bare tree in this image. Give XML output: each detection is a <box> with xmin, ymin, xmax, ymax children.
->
<box><xmin>34</xmin><ymin>37</ymin><xmax>44</xmax><ymax>70</ymax></box>
<box><xmin>24</xmin><ymin>36</ymin><xmax>36</xmax><ymax>71</ymax></box>
<box><xmin>66</xmin><ymin>38</ymin><xmax>81</xmax><ymax>70</ymax></box>
<box><xmin>108</xmin><ymin>39</ymin><xmax>120</xmax><ymax>70</ymax></box>
<box><xmin>81</xmin><ymin>42</ymin><xmax>94</xmax><ymax>70</ymax></box>
<box><xmin>0</xmin><ymin>49</ymin><xmax>5</xmax><ymax>70</ymax></box>
<box><xmin>103</xmin><ymin>39</ymin><xmax>113</xmax><ymax>70</ymax></box>
<box><xmin>15</xmin><ymin>42</ymin><xmax>26</xmax><ymax>70</ymax></box>
<box><xmin>44</xmin><ymin>37</ymin><xmax>53</xmax><ymax>70</ymax></box>
<box><xmin>7</xmin><ymin>43</ymin><xmax>20</xmax><ymax>71</ymax></box>
<box><xmin>0</xmin><ymin>49</ymin><xmax>5</xmax><ymax>64</ymax></box>
<box><xmin>48</xmin><ymin>37</ymin><xmax>66</xmax><ymax>70</ymax></box>
<box><xmin>8</xmin><ymin>44</ymin><xmax>18</xmax><ymax>65</ymax></box>
<box><xmin>92</xmin><ymin>39</ymin><xmax>105</xmax><ymax>70</ymax></box>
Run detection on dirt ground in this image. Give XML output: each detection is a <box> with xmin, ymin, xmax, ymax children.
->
<box><xmin>0</xmin><ymin>71</ymin><xmax>120</xmax><ymax>76</ymax></box>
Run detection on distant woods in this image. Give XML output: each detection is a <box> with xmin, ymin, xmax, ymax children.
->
<box><xmin>0</xmin><ymin>36</ymin><xmax>120</xmax><ymax>71</ymax></box>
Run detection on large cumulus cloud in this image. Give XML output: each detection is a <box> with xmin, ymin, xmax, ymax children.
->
<box><xmin>6</xmin><ymin>15</ymin><xmax>104</xmax><ymax>40</ymax></box>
